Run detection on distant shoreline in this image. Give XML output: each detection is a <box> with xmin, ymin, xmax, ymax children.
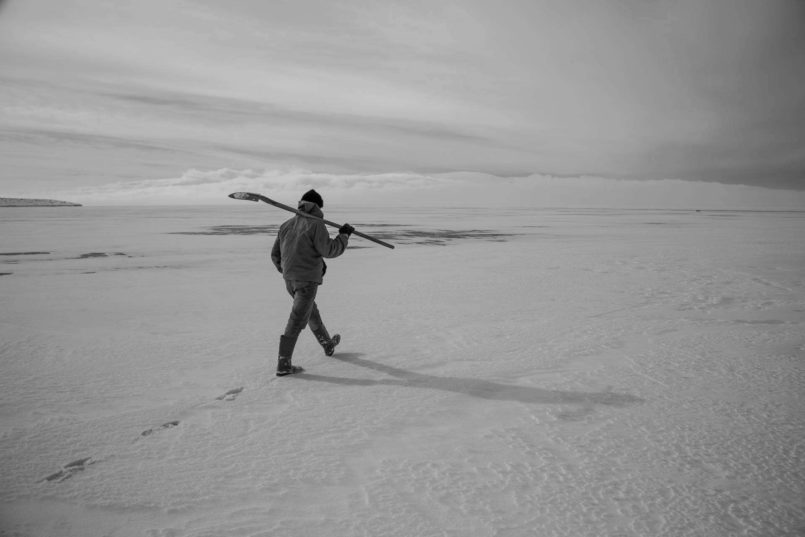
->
<box><xmin>0</xmin><ymin>198</ymin><xmax>82</xmax><ymax>207</ymax></box>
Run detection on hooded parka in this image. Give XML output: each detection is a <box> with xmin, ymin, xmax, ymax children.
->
<box><xmin>270</xmin><ymin>200</ymin><xmax>349</xmax><ymax>283</ymax></box>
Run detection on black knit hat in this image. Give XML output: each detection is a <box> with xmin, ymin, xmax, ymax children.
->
<box><xmin>300</xmin><ymin>189</ymin><xmax>323</xmax><ymax>208</ymax></box>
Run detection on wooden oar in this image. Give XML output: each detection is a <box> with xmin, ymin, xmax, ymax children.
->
<box><xmin>229</xmin><ymin>192</ymin><xmax>395</xmax><ymax>249</ymax></box>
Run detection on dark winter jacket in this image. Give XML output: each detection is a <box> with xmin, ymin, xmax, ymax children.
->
<box><xmin>270</xmin><ymin>201</ymin><xmax>349</xmax><ymax>284</ymax></box>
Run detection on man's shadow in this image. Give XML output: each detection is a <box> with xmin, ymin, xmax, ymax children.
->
<box><xmin>298</xmin><ymin>353</ymin><xmax>643</xmax><ymax>410</ymax></box>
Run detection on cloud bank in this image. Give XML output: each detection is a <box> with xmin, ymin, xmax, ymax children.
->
<box><xmin>37</xmin><ymin>169</ymin><xmax>805</xmax><ymax>210</ymax></box>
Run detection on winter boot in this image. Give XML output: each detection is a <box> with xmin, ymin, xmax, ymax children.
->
<box><xmin>276</xmin><ymin>335</ymin><xmax>304</xmax><ymax>376</ymax></box>
<box><xmin>313</xmin><ymin>328</ymin><xmax>340</xmax><ymax>357</ymax></box>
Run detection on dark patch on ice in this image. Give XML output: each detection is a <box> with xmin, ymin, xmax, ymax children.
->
<box><xmin>369</xmin><ymin>229</ymin><xmax>516</xmax><ymax>246</ymax></box>
<box><xmin>167</xmin><ymin>207</ymin><xmax>521</xmax><ymax>244</ymax></box>
<box><xmin>169</xmin><ymin>224</ymin><xmax>514</xmax><ymax>245</ymax></box>
<box><xmin>0</xmin><ymin>272</ymin><xmax>12</xmax><ymax>276</ymax></box>
<box><xmin>112</xmin><ymin>265</ymin><xmax>174</xmax><ymax>271</ymax></box>
<box><xmin>353</xmin><ymin>223</ymin><xmax>412</xmax><ymax>228</ymax></box>
<box><xmin>42</xmin><ymin>456</ymin><xmax>95</xmax><ymax>483</ymax></box>
<box><xmin>1</xmin><ymin>251</ymin><xmax>50</xmax><ymax>264</ymax></box>
<box><xmin>169</xmin><ymin>225</ymin><xmax>279</xmax><ymax>235</ymax></box>
<box><xmin>216</xmin><ymin>387</ymin><xmax>243</xmax><ymax>401</ymax></box>
<box><xmin>78</xmin><ymin>252</ymin><xmax>129</xmax><ymax>259</ymax></box>
<box><xmin>140</xmin><ymin>420</ymin><xmax>180</xmax><ymax>437</ymax></box>
<box><xmin>300</xmin><ymin>354</ymin><xmax>643</xmax><ymax>410</ymax></box>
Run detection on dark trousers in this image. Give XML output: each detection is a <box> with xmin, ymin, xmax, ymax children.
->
<box><xmin>283</xmin><ymin>280</ymin><xmax>326</xmax><ymax>339</ymax></box>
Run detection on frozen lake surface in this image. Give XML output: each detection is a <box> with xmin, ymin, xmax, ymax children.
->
<box><xmin>1</xmin><ymin>205</ymin><xmax>804</xmax><ymax>536</ymax></box>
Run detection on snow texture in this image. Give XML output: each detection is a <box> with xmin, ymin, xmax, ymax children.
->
<box><xmin>1</xmin><ymin>205</ymin><xmax>803</xmax><ymax>536</ymax></box>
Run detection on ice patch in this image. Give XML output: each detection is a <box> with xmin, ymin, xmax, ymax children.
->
<box><xmin>77</xmin><ymin>252</ymin><xmax>129</xmax><ymax>259</ymax></box>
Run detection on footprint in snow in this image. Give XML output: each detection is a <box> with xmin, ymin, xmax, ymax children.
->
<box><xmin>140</xmin><ymin>420</ymin><xmax>180</xmax><ymax>437</ymax></box>
<box><xmin>216</xmin><ymin>387</ymin><xmax>243</xmax><ymax>401</ymax></box>
<box><xmin>137</xmin><ymin>387</ymin><xmax>242</xmax><ymax>442</ymax></box>
<box><xmin>42</xmin><ymin>456</ymin><xmax>95</xmax><ymax>483</ymax></box>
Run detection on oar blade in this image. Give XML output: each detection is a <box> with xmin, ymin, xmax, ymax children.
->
<box><xmin>229</xmin><ymin>192</ymin><xmax>261</xmax><ymax>202</ymax></box>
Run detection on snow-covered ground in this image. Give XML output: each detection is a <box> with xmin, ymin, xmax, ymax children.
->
<box><xmin>1</xmin><ymin>205</ymin><xmax>803</xmax><ymax>537</ymax></box>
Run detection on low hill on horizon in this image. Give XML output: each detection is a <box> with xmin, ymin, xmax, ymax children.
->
<box><xmin>0</xmin><ymin>197</ymin><xmax>82</xmax><ymax>207</ymax></box>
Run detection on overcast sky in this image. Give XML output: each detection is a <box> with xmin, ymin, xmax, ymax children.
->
<box><xmin>1</xmin><ymin>0</ymin><xmax>804</xmax><ymax>206</ymax></box>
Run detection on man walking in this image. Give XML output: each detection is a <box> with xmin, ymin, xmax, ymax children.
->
<box><xmin>270</xmin><ymin>189</ymin><xmax>354</xmax><ymax>376</ymax></box>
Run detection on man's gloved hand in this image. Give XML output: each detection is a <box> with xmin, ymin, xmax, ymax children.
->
<box><xmin>339</xmin><ymin>223</ymin><xmax>355</xmax><ymax>236</ymax></box>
